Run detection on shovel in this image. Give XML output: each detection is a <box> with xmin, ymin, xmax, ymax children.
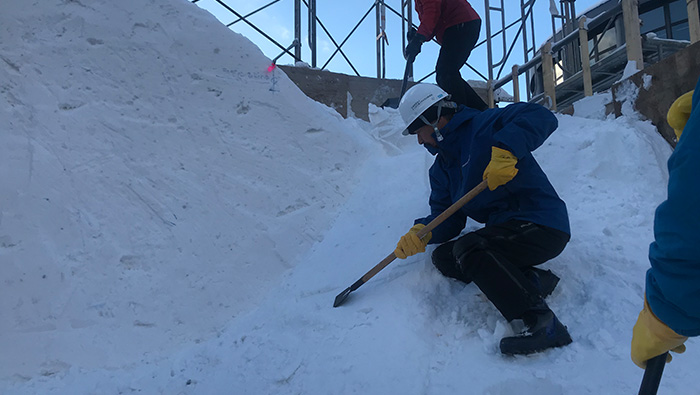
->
<box><xmin>333</xmin><ymin>179</ymin><xmax>488</xmax><ymax>307</ymax></box>
<box><xmin>381</xmin><ymin>55</ymin><xmax>415</xmax><ymax>109</ymax></box>
<box><xmin>638</xmin><ymin>352</ymin><xmax>668</xmax><ymax>395</ymax></box>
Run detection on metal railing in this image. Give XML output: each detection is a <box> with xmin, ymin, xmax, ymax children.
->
<box><xmin>499</xmin><ymin>0</ymin><xmax>699</xmax><ymax>110</ymax></box>
<box><xmin>483</xmin><ymin>0</ymin><xmax>541</xmax><ymax>105</ymax></box>
<box><xmin>190</xmin><ymin>0</ymin><xmax>700</xmax><ymax>110</ymax></box>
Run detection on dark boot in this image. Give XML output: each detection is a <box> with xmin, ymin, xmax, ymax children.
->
<box><xmin>500</xmin><ymin>305</ymin><xmax>572</xmax><ymax>355</ymax></box>
<box><xmin>523</xmin><ymin>267</ymin><xmax>560</xmax><ymax>297</ymax></box>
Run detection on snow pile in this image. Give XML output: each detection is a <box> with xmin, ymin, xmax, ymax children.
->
<box><xmin>572</xmin><ymin>91</ymin><xmax>612</xmax><ymax>120</ymax></box>
<box><xmin>2</xmin><ymin>0</ymin><xmax>698</xmax><ymax>394</ymax></box>
<box><xmin>0</xmin><ymin>0</ymin><xmax>370</xmax><ymax>380</ymax></box>
<box><xmin>619</xmin><ymin>60</ymin><xmax>643</xmax><ymax>82</ymax></box>
<box><xmin>614</xmin><ymin>75</ymin><xmax>653</xmax><ymax>118</ymax></box>
<box><xmin>149</xmin><ymin>112</ymin><xmax>676</xmax><ymax>395</ymax></box>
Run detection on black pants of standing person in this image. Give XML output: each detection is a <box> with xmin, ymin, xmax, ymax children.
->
<box><xmin>436</xmin><ymin>19</ymin><xmax>489</xmax><ymax>111</ymax></box>
<box><xmin>431</xmin><ymin>220</ymin><xmax>570</xmax><ymax>321</ymax></box>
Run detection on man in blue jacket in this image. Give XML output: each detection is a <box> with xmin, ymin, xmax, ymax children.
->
<box><xmin>394</xmin><ymin>84</ymin><xmax>572</xmax><ymax>355</ymax></box>
<box><xmin>631</xmin><ymin>77</ymin><xmax>700</xmax><ymax>368</ymax></box>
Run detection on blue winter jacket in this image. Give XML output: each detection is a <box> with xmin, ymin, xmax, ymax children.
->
<box><xmin>414</xmin><ymin>102</ymin><xmax>570</xmax><ymax>244</ymax></box>
<box><xmin>646</xmin><ymin>77</ymin><xmax>700</xmax><ymax>337</ymax></box>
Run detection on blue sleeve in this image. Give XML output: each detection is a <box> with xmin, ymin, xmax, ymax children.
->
<box><xmin>414</xmin><ymin>161</ymin><xmax>466</xmax><ymax>244</ymax></box>
<box><xmin>491</xmin><ymin>102</ymin><xmax>559</xmax><ymax>158</ymax></box>
<box><xmin>646</xmin><ymin>77</ymin><xmax>700</xmax><ymax>337</ymax></box>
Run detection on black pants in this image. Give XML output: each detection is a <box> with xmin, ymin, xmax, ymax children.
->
<box><xmin>431</xmin><ymin>220</ymin><xmax>569</xmax><ymax>321</ymax></box>
<box><xmin>436</xmin><ymin>20</ymin><xmax>488</xmax><ymax>111</ymax></box>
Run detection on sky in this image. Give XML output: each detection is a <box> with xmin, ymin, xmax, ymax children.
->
<box><xmin>1</xmin><ymin>0</ymin><xmax>699</xmax><ymax>394</ymax></box>
<box><xmin>191</xmin><ymin>0</ymin><xmax>606</xmax><ymax>90</ymax></box>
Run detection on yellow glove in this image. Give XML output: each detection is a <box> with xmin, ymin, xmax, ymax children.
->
<box><xmin>394</xmin><ymin>224</ymin><xmax>432</xmax><ymax>259</ymax></box>
<box><xmin>667</xmin><ymin>90</ymin><xmax>694</xmax><ymax>140</ymax></box>
<box><xmin>483</xmin><ymin>146</ymin><xmax>519</xmax><ymax>191</ymax></box>
<box><xmin>631</xmin><ymin>297</ymin><xmax>688</xmax><ymax>369</ymax></box>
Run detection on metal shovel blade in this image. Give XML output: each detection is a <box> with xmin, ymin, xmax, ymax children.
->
<box><xmin>333</xmin><ymin>286</ymin><xmax>353</xmax><ymax>307</ymax></box>
<box><xmin>333</xmin><ymin>278</ymin><xmax>364</xmax><ymax>307</ymax></box>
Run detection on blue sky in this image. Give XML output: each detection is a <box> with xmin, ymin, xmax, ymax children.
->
<box><xmin>192</xmin><ymin>0</ymin><xmax>604</xmax><ymax>94</ymax></box>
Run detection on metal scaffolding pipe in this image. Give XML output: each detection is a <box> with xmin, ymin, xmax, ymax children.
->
<box><xmin>376</xmin><ymin>1</ymin><xmax>381</xmax><ymax>78</ymax></box>
<box><xmin>294</xmin><ymin>0</ymin><xmax>302</xmax><ymax>62</ymax></box>
<box><xmin>212</xmin><ymin>0</ymin><xmax>294</xmax><ymax>58</ymax></box>
<box><xmin>228</xmin><ymin>0</ymin><xmax>282</xmax><ymax>26</ymax></box>
<box><xmin>321</xmin><ymin>3</ymin><xmax>375</xmax><ymax>71</ymax></box>
<box><xmin>407</xmin><ymin>0</ymin><xmax>414</xmax><ymax>80</ymax></box>
<box><xmin>308</xmin><ymin>0</ymin><xmax>317</xmax><ymax>67</ymax></box>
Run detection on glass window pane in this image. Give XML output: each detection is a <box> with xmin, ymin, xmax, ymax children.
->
<box><xmin>652</xmin><ymin>27</ymin><xmax>668</xmax><ymax>39</ymax></box>
<box><xmin>597</xmin><ymin>28</ymin><xmax>617</xmax><ymax>53</ymax></box>
<box><xmin>669</xmin><ymin>0</ymin><xmax>689</xmax><ymax>22</ymax></box>
<box><xmin>640</xmin><ymin>7</ymin><xmax>665</xmax><ymax>35</ymax></box>
<box><xmin>671</xmin><ymin>23</ymin><xmax>690</xmax><ymax>41</ymax></box>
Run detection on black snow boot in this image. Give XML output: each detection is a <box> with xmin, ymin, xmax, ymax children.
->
<box><xmin>523</xmin><ymin>267</ymin><xmax>560</xmax><ymax>297</ymax></box>
<box><xmin>499</xmin><ymin>305</ymin><xmax>572</xmax><ymax>355</ymax></box>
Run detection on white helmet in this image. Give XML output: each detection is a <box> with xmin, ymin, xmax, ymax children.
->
<box><xmin>398</xmin><ymin>84</ymin><xmax>452</xmax><ymax>137</ymax></box>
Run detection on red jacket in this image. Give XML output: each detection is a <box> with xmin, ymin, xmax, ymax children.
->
<box><xmin>415</xmin><ymin>0</ymin><xmax>480</xmax><ymax>44</ymax></box>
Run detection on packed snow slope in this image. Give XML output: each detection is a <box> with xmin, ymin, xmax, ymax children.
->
<box><xmin>0</xmin><ymin>0</ymin><xmax>371</xmax><ymax>381</ymax></box>
<box><xmin>2</xmin><ymin>0</ymin><xmax>699</xmax><ymax>394</ymax></box>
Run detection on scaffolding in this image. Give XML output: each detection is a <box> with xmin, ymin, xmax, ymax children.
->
<box><xmin>190</xmin><ymin>0</ymin><xmax>700</xmax><ymax>110</ymax></box>
<box><xmin>189</xmin><ymin>0</ymin><xmax>488</xmax><ymax>84</ymax></box>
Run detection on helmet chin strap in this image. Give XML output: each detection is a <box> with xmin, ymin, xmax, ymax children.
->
<box><xmin>419</xmin><ymin>114</ymin><xmax>443</xmax><ymax>141</ymax></box>
<box><xmin>418</xmin><ymin>100</ymin><xmax>457</xmax><ymax>142</ymax></box>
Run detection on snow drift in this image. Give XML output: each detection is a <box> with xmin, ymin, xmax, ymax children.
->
<box><xmin>0</xmin><ymin>0</ymin><xmax>369</xmax><ymax>380</ymax></box>
<box><xmin>1</xmin><ymin>0</ymin><xmax>698</xmax><ymax>394</ymax></box>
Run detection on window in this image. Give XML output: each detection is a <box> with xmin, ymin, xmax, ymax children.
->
<box><xmin>640</xmin><ymin>6</ymin><xmax>666</xmax><ymax>37</ymax></box>
<box><xmin>671</xmin><ymin>23</ymin><xmax>690</xmax><ymax>41</ymax></box>
<box><xmin>589</xmin><ymin>27</ymin><xmax>618</xmax><ymax>64</ymax></box>
<box><xmin>668</xmin><ymin>0</ymin><xmax>693</xmax><ymax>40</ymax></box>
<box><xmin>669</xmin><ymin>0</ymin><xmax>689</xmax><ymax>23</ymax></box>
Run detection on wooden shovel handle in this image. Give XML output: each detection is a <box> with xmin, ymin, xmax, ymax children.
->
<box><xmin>361</xmin><ymin>179</ymin><xmax>488</xmax><ymax>283</ymax></box>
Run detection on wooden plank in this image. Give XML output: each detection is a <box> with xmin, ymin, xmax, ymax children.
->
<box><xmin>512</xmin><ymin>65</ymin><xmax>520</xmax><ymax>102</ymax></box>
<box><xmin>579</xmin><ymin>17</ymin><xmax>593</xmax><ymax>97</ymax></box>
<box><xmin>622</xmin><ymin>0</ymin><xmax>643</xmax><ymax>70</ymax></box>
<box><xmin>689</xmin><ymin>0</ymin><xmax>700</xmax><ymax>44</ymax></box>
<box><xmin>542</xmin><ymin>41</ymin><xmax>557</xmax><ymax>111</ymax></box>
<box><xmin>487</xmin><ymin>80</ymin><xmax>495</xmax><ymax>108</ymax></box>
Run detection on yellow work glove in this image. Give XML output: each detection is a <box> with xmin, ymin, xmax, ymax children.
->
<box><xmin>631</xmin><ymin>297</ymin><xmax>688</xmax><ymax>369</ymax></box>
<box><xmin>394</xmin><ymin>224</ymin><xmax>432</xmax><ymax>259</ymax></box>
<box><xmin>667</xmin><ymin>90</ymin><xmax>694</xmax><ymax>140</ymax></box>
<box><xmin>483</xmin><ymin>146</ymin><xmax>519</xmax><ymax>191</ymax></box>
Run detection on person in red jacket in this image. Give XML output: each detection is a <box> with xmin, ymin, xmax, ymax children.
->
<box><xmin>405</xmin><ymin>0</ymin><xmax>488</xmax><ymax>111</ymax></box>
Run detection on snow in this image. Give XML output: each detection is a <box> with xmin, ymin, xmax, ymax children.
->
<box><xmin>645</xmin><ymin>32</ymin><xmax>691</xmax><ymax>45</ymax></box>
<box><xmin>1</xmin><ymin>0</ymin><xmax>370</xmax><ymax>383</ymax></box>
<box><xmin>572</xmin><ymin>91</ymin><xmax>613</xmax><ymax>120</ymax></box>
<box><xmin>619</xmin><ymin>60</ymin><xmax>642</xmax><ymax>82</ymax></box>
<box><xmin>1</xmin><ymin>0</ymin><xmax>697</xmax><ymax>394</ymax></box>
<box><xmin>614</xmin><ymin>78</ymin><xmax>648</xmax><ymax>120</ymax></box>
<box><xmin>643</xmin><ymin>74</ymin><xmax>653</xmax><ymax>91</ymax></box>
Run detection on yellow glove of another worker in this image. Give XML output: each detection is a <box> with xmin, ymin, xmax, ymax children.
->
<box><xmin>667</xmin><ymin>90</ymin><xmax>694</xmax><ymax>140</ymax></box>
<box><xmin>394</xmin><ymin>224</ymin><xmax>432</xmax><ymax>259</ymax></box>
<box><xmin>631</xmin><ymin>297</ymin><xmax>688</xmax><ymax>369</ymax></box>
<box><xmin>483</xmin><ymin>147</ymin><xmax>519</xmax><ymax>191</ymax></box>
